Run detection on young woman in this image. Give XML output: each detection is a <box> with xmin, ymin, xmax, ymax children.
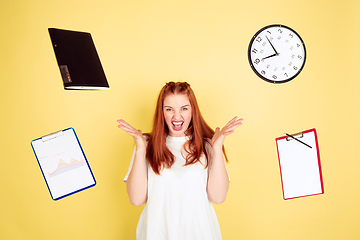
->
<box><xmin>117</xmin><ymin>81</ymin><xmax>243</xmax><ymax>240</ymax></box>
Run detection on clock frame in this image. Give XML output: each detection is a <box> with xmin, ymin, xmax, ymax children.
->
<box><xmin>248</xmin><ymin>24</ymin><xmax>306</xmax><ymax>84</ymax></box>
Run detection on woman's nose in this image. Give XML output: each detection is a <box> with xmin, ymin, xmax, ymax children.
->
<box><xmin>173</xmin><ymin>111</ymin><xmax>181</xmax><ymax>119</ymax></box>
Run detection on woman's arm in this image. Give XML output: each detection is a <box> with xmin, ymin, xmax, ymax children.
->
<box><xmin>207</xmin><ymin>147</ymin><xmax>229</xmax><ymax>204</ymax></box>
<box><xmin>118</xmin><ymin>119</ymin><xmax>148</xmax><ymax>206</ymax></box>
<box><xmin>207</xmin><ymin>117</ymin><xmax>243</xmax><ymax>204</ymax></box>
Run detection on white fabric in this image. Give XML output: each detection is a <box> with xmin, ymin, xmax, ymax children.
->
<box><xmin>124</xmin><ymin>136</ymin><xmax>222</xmax><ymax>240</ymax></box>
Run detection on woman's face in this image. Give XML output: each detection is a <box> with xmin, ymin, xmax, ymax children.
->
<box><xmin>163</xmin><ymin>93</ymin><xmax>192</xmax><ymax>137</ymax></box>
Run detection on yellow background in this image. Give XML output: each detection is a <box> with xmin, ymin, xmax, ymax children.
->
<box><xmin>1</xmin><ymin>0</ymin><xmax>360</xmax><ymax>239</ymax></box>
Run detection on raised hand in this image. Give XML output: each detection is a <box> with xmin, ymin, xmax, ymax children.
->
<box><xmin>117</xmin><ymin>119</ymin><xmax>147</xmax><ymax>151</ymax></box>
<box><xmin>212</xmin><ymin>116</ymin><xmax>243</xmax><ymax>150</ymax></box>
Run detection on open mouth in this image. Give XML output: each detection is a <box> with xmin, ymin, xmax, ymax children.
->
<box><xmin>172</xmin><ymin>121</ymin><xmax>184</xmax><ymax>131</ymax></box>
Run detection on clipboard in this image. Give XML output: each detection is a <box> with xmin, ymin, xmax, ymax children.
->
<box><xmin>276</xmin><ymin>128</ymin><xmax>324</xmax><ymax>200</ymax></box>
<box><xmin>31</xmin><ymin>128</ymin><xmax>96</xmax><ymax>200</ymax></box>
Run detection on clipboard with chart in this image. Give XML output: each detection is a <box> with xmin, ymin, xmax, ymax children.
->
<box><xmin>31</xmin><ymin>128</ymin><xmax>96</xmax><ymax>200</ymax></box>
<box><xmin>276</xmin><ymin>128</ymin><xmax>324</xmax><ymax>200</ymax></box>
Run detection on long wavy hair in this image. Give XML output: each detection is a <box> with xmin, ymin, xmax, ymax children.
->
<box><xmin>144</xmin><ymin>81</ymin><xmax>227</xmax><ymax>175</ymax></box>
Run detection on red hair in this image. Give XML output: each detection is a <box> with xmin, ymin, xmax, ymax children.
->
<box><xmin>144</xmin><ymin>81</ymin><xmax>227</xmax><ymax>175</ymax></box>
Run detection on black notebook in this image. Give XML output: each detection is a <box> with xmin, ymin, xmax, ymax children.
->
<box><xmin>48</xmin><ymin>28</ymin><xmax>109</xmax><ymax>90</ymax></box>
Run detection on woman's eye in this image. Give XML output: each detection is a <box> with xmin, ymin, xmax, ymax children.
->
<box><xmin>182</xmin><ymin>108</ymin><xmax>188</xmax><ymax>111</ymax></box>
<box><xmin>165</xmin><ymin>108</ymin><xmax>172</xmax><ymax>111</ymax></box>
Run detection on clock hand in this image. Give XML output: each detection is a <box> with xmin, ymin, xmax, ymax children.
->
<box><xmin>266</xmin><ymin>36</ymin><xmax>279</xmax><ymax>55</ymax></box>
<box><xmin>261</xmin><ymin>53</ymin><xmax>279</xmax><ymax>61</ymax></box>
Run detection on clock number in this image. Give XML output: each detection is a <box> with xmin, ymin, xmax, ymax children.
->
<box><xmin>298</xmin><ymin>55</ymin><xmax>302</xmax><ymax>59</ymax></box>
<box><xmin>252</xmin><ymin>48</ymin><xmax>258</xmax><ymax>54</ymax></box>
<box><xmin>256</xmin><ymin>36</ymin><xmax>262</xmax><ymax>43</ymax></box>
<box><xmin>297</xmin><ymin>43</ymin><xmax>301</xmax><ymax>47</ymax></box>
<box><xmin>284</xmin><ymin>73</ymin><xmax>288</xmax><ymax>77</ymax></box>
<box><xmin>261</xmin><ymin>70</ymin><xmax>266</xmax><ymax>75</ymax></box>
<box><xmin>278</xmin><ymin>29</ymin><xmax>283</xmax><ymax>34</ymax></box>
<box><xmin>267</xmin><ymin>30</ymin><xmax>272</xmax><ymax>34</ymax></box>
<box><xmin>293</xmin><ymin>66</ymin><xmax>298</xmax><ymax>70</ymax></box>
<box><xmin>254</xmin><ymin>58</ymin><xmax>260</xmax><ymax>64</ymax></box>
<box><xmin>289</xmin><ymin>33</ymin><xmax>293</xmax><ymax>38</ymax></box>
<box><xmin>272</xmin><ymin>75</ymin><xmax>277</xmax><ymax>79</ymax></box>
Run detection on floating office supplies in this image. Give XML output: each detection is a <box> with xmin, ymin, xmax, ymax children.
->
<box><xmin>276</xmin><ymin>128</ymin><xmax>324</xmax><ymax>200</ymax></box>
<box><xmin>31</xmin><ymin>128</ymin><xmax>96</xmax><ymax>200</ymax></box>
<box><xmin>48</xmin><ymin>28</ymin><xmax>109</xmax><ymax>90</ymax></box>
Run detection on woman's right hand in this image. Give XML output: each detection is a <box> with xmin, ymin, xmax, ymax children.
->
<box><xmin>117</xmin><ymin>119</ymin><xmax>148</xmax><ymax>206</ymax></box>
<box><xmin>117</xmin><ymin>119</ymin><xmax>147</xmax><ymax>151</ymax></box>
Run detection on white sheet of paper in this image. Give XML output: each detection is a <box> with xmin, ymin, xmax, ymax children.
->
<box><xmin>276</xmin><ymin>129</ymin><xmax>323</xmax><ymax>200</ymax></box>
<box><xmin>31</xmin><ymin>128</ymin><xmax>96</xmax><ymax>200</ymax></box>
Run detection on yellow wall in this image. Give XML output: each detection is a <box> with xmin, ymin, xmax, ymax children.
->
<box><xmin>1</xmin><ymin>0</ymin><xmax>360</xmax><ymax>239</ymax></box>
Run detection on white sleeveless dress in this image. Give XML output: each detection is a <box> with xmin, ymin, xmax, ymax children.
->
<box><xmin>124</xmin><ymin>136</ymin><xmax>223</xmax><ymax>240</ymax></box>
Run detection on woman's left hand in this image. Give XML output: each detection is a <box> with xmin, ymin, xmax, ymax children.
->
<box><xmin>212</xmin><ymin>116</ymin><xmax>243</xmax><ymax>150</ymax></box>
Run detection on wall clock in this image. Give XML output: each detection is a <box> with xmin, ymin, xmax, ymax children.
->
<box><xmin>248</xmin><ymin>24</ymin><xmax>306</xmax><ymax>84</ymax></box>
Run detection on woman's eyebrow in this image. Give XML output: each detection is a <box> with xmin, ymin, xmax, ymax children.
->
<box><xmin>163</xmin><ymin>104</ymin><xmax>190</xmax><ymax>108</ymax></box>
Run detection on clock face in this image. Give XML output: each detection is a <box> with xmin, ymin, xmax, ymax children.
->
<box><xmin>248</xmin><ymin>24</ymin><xmax>306</xmax><ymax>83</ymax></box>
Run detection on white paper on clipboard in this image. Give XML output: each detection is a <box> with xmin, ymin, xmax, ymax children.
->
<box><xmin>31</xmin><ymin>128</ymin><xmax>96</xmax><ymax>200</ymax></box>
<box><xmin>276</xmin><ymin>128</ymin><xmax>324</xmax><ymax>200</ymax></box>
